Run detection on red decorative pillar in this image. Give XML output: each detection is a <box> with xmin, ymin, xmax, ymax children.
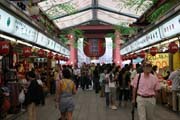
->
<box><xmin>67</xmin><ymin>34</ymin><xmax>77</xmax><ymax>66</ymax></box>
<box><xmin>113</xmin><ymin>30</ymin><xmax>122</xmax><ymax>66</ymax></box>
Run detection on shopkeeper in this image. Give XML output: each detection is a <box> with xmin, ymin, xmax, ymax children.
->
<box><xmin>168</xmin><ymin>69</ymin><xmax>180</xmax><ymax>111</ymax></box>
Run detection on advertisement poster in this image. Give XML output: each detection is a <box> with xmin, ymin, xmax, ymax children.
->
<box><xmin>147</xmin><ymin>53</ymin><xmax>169</xmax><ymax>68</ymax></box>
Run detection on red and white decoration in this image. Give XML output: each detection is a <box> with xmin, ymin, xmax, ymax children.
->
<box><xmin>150</xmin><ymin>47</ymin><xmax>158</xmax><ymax>56</ymax></box>
<box><xmin>23</xmin><ymin>47</ymin><xmax>32</xmax><ymax>57</ymax></box>
<box><xmin>168</xmin><ymin>42</ymin><xmax>178</xmax><ymax>54</ymax></box>
<box><xmin>38</xmin><ymin>49</ymin><xmax>46</xmax><ymax>57</ymax></box>
<box><xmin>48</xmin><ymin>51</ymin><xmax>53</xmax><ymax>59</ymax></box>
<box><xmin>0</xmin><ymin>41</ymin><xmax>9</xmax><ymax>55</ymax></box>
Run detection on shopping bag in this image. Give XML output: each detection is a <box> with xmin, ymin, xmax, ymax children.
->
<box><xmin>18</xmin><ymin>90</ymin><xmax>25</xmax><ymax>103</ymax></box>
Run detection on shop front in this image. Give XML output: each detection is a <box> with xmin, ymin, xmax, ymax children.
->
<box><xmin>0</xmin><ymin>7</ymin><xmax>69</xmax><ymax>119</ymax></box>
<box><xmin>121</xmin><ymin>13</ymin><xmax>180</xmax><ymax>112</ymax></box>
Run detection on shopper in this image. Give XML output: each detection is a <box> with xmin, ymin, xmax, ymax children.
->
<box><xmin>25</xmin><ymin>70</ymin><xmax>44</xmax><ymax>120</ymax></box>
<box><xmin>56</xmin><ymin>68</ymin><xmax>76</xmax><ymax>120</ymax></box>
<box><xmin>168</xmin><ymin>69</ymin><xmax>180</xmax><ymax>111</ymax></box>
<box><xmin>131</xmin><ymin>61</ymin><xmax>160</xmax><ymax>120</ymax></box>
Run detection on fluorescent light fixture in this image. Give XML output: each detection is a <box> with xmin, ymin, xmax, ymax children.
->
<box><xmin>17</xmin><ymin>40</ymin><xmax>32</xmax><ymax>47</ymax></box>
<box><xmin>159</xmin><ymin>37</ymin><xmax>178</xmax><ymax>46</ymax></box>
<box><xmin>0</xmin><ymin>34</ymin><xmax>16</xmax><ymax>42</ymax></box>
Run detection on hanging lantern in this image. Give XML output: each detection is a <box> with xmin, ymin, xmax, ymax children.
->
<box><xmin>139</xmin><ymin>50</ymin><xmax>146</xmax><ymax>58</ymax></box>
<box><xmin>132</xmin><ymin>53</ymin><xmax>137</xmax><ymax>59</ymax></box>
<box><xmin>150</xmin><ymin>47</ymin><xmax>158</xmax><ymax>56</ymax></box>
<box><xmin>0</xmin><ymin>41</ymin><xmax>9</xmax><ymax>55</ymax></box>
<box><xmin>168</xmin><ymin>42</ymin><xmax>178</xmax><ymax>54</ymax></box>
<box><xmin>23</xmin><ymin>47</ymin><xmax>32</xmax><ymax>57</ymax></box>
<box><xmin>55</xmin><ymin>54</ymin><xmax>60</xmax><ymax>60</ymax></box>
<box><xmin>48</xmin><ymin>51</ymin><xmax>53</xmax><ymax>59</ymax></box>
<box><xmin>38</xmin><ymin>49</ymin><xmax>45</xmax><ymax>57</ymax></box>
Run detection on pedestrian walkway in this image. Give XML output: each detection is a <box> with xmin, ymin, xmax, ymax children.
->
<box><xmin>13</xmin><ymin>89</ymin><xmax>180</xmax><ymax>120</ymax></box>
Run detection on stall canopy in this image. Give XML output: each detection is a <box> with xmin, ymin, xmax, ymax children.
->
<box><xmin>38</xmin><ymin>0</ymin><xmax>153</xmax><ymax>29</ymax></box>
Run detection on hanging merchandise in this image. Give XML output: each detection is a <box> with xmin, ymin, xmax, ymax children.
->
<box><xmin>0</xmin><ymin>41</ymin><xmax>10</xmax><ymax>55</ymax></box>
<box><xmin>168</xmin><ymin>42</ymin><xmax>178</xmax><ymax>54</ymax></box>
<box><xmin>23</xmin><ymin>47</ymin><xmax>32</xmax><ymax>57</ymax></box>
<box><xmin>139</xmin><ymin>50</ymin><xmax>146</xmax><ymax>58</ymax></box>
<box><xmin>47</xmin><ymin>51</ymin><xmax>53</xmax><ymax>59</ymax></box>
<box><xmin>150</xmin><ymin>47</ymin><xmax>158</xmax><ymax>56</ymax></box>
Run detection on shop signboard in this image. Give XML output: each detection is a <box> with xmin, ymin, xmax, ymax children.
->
<box><xmin>159</xmin><ymin>15</ymin><xmax>180</xmax><ymax>38</ymax></box>
<box><xmin>54</xmin><ymin>43</ymin><xmax>61</xmax><ymax>52</ymax></box>
<box><xmin>13</xmin><ymin>19</ymin><xmax>38</xmax><ymax>42</ymax></box>
<box><xmin>147</xmin><ymin>53</ymin><xmax>169</xmax><ymax>68</ymax></box>
<box><xmin>120</xmin><ymin>28</ymin><xmax>161</xmax><ymax>55</ymax></box>
<box><xmin>36</xmin><ymin>32</ymin><xmax>49</xmax><ymax>47</ymax></box>
<box><xmin>0</xmin><ymin>8</ymin><xmax>15</xmax><ymax>34</ymax></box>
<box><xmin>47</xmin><ymin>39</ymin><xmax>55</xmax><ymax>50</ymax></box>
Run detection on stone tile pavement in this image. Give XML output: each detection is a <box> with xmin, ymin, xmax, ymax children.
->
<box><xmin>9</xmin><ymin>89</ymin><xmax>180</xmax><ymax>120</ymax></box>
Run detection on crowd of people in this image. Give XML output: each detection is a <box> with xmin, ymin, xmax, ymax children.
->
<box><xmin>14</xmin><ymin>61</ymin><xmax>180</xmax><ymax>120</ymax></box>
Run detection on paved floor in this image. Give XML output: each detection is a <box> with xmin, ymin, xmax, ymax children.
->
<box><xmin>13</xmin><ymin>89</ymin><xmax>180</xmax><ymax>120</ymax></box>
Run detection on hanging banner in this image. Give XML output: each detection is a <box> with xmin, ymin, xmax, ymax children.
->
<box><xmin>147</xmin><ymin>53</ymin><xmax>169</xmax><ymax>68</ymax></box>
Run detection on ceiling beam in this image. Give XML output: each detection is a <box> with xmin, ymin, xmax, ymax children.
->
<box><xmin>84</xmin><ymin>33</ymin><xmax>106</xmax><ymax>38</ymax></box>
<box><xmin>76</xmin><ymin>25</ymin><xmax>114</xmax><ymax>30</ymax></box>
<box><xmin>52</xmin><ymin>7</ymin><xmax>139</xmax><ymax>20</ymax></box>
<box><xmin>97</xmin><ymin>7</ymin><xmax>139</xmax><ymax>19</ymax></box>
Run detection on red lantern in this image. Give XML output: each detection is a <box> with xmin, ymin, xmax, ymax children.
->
<box><xmin>38</xmin><ymin>49</ymin><xmax>45</xmax><ymax>57</ymax></box>
<box><xmin>132</xmin><ymin>53</ymin><xmax>137</xmax><ymax>59</ymax></box>
<box><xmin>23</xmin><ymin>47</ymin><xmax>32</xmax><ymax>57</ymax></box>
<box><xmin>150</xmin><ymin>47</ymin><xmax>158</xmax><ymax>56</ymax></box>
<box><xmin>48</xmin><ymin>52</ymin><xmax>53</xmax><ymax>59</ymax></box>
<box><xmin>0</xmin><ymin>41</ymin><xmax>9</xmax><ymax>55</ymax></box>
<box><xmin>168</xmin><ymin>42</ymin><xmax>178</xmax><ymax>54</ymax></box>
<box><xmin>139</xmin><ymin>50</ymin><xmax>146</xmax><ymax>58</ymax></box>
<box><xmin>55</xmin><ymin>54</ymin><xmax>60</xmax><ymax>60</ymax></box>
<box><xmin>84</xmin><ymin>38</ymin><xmax>105</xmax><ymax>58</ymax></box>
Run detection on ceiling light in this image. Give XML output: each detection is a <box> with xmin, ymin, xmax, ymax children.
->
<box><xmin>0</xmin><ymin>34</ymin><xmax>16</xmax><ymax>42</ymax></box>
<box><xmin>17</xmin><ymin>40</ymin><xmax>32</xmax><ymax>47</ymax></box>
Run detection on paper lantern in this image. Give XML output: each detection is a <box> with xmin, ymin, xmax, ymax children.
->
<box><xmin>38</xmin><ymin>49</ymin><xmax>45</xmax><ymax>57</ymax></box>
<box><xmin>139</xmin><ymin>50</ymin><xmax>146</xmax><ymax>58</ymax></box>
<box><xmin>150</xmin><ymin>47</ymin><xmax>158</xmax><ymax>56</ymax></box>
<box><xmin>168</xmin><ymin>42</ymin><xmax>178</xmax><ymax>54</ymax></box>
<box><xmin>23</xmin><ymin>47</ymin><xmax>32</xmax><ymax>57</ymax></box>
<box><xmin>48</xmin><ymin>52</ymin><xmax>53</xmax><ymax>59</ymax></box>
<box><xmin>0</xmin><ymin>41</ymin><xmax>9</xmax><ymax>55</ymax></box>
<box><xmin>55</xmin><ymin>54</ymin><xmax>60</xmax><ymax>60</ymax></box>
<box><xmin>84</xmin><ymin>38</ymin><xmax>105</xmax><ymax>58</ymax></box>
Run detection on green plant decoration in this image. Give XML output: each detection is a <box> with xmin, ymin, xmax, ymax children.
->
<box><xmin>147</xmin><ymin>0</ymin><xmax>178</xmax><ymax>22</ymax></box>
<box><xmin>114</xmin><ymin>24</ymin><xmax>137</xmax><ymax>36</ymax></box>
<box><xmin>59</xmin><ymin>28</ymin><xmax>84</xmax><ymax>48</ymax></box>
<box><xmin>122</xmin><ymin>0</ymin><xmax>156</xmax><ymax>12</ymax></box>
